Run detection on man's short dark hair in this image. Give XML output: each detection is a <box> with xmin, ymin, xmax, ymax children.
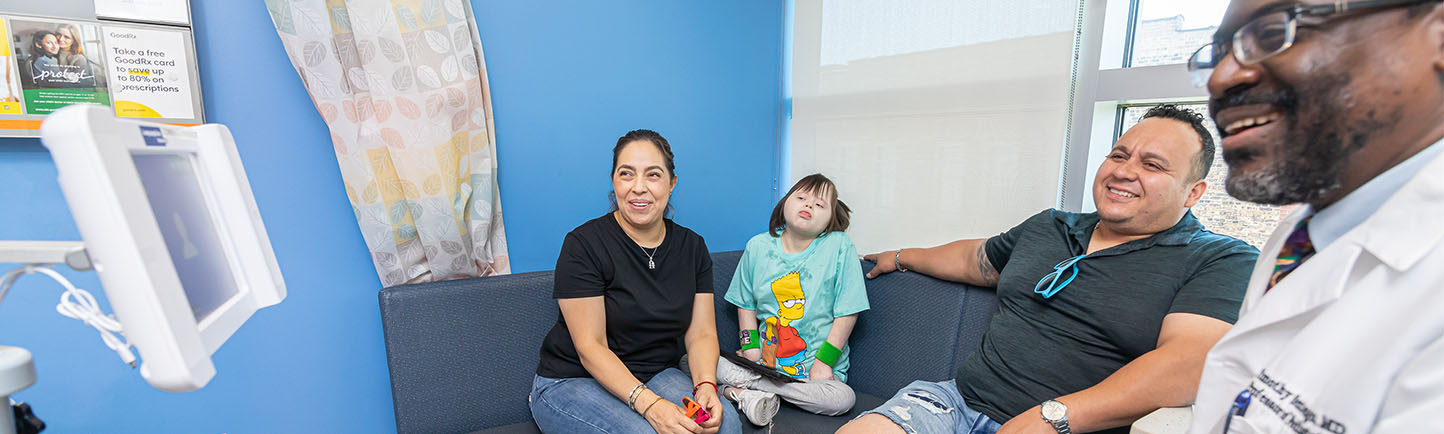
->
<box><xmin>1140</xmin><ymin>104</ymin><xmax>1214</xmax><ymax>182</ymax></box>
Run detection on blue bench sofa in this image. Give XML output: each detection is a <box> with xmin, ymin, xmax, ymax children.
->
<box><xmin>379</xmin><ymin>250</ymin><xmax>999</xmax><ymax>434</ymax></box>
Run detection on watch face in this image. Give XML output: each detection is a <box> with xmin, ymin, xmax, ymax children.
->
<box><xmin>1041</xmin><ymin>400</ymin><xmax>1067</xmax><ymax>421</ymax></box>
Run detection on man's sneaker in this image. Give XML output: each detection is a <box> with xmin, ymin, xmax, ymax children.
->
<box><xmin>729</xmin><ymin>388</ymin><xmax>780</xmax><ymax>426</ymax></box>
<box><xmin>716</xmin><ymin>356</ymin><xmax>762</xmax><ymax>389</ymax></box>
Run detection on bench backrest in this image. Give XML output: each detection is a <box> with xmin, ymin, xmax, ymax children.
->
<box><xmin>379</xmin><ymin>250</ymin><xmax>997</xmax><ymax>433</ymax></box>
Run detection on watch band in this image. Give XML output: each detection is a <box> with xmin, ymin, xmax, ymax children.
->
<box><xmin>1049</xmin><ymin>419</ymin><xmax>1071</xmax><ymax>434</ymax></box>
<box><xmin>1040</xmin><ymin>399</ymin><xmax>1072</xmax><ymax>434</ymax></box>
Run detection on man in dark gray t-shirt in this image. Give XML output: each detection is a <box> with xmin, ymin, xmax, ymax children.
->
<box><xmin>838</xmin><ymin>105</ymin><xmax>1258</xmax><ymax>434</ymax></box>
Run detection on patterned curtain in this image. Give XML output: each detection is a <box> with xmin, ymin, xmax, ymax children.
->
<box><xmin>264</xmin><ymin>0</ymin><xmax>509</xmax><ymax>286</ymax></box>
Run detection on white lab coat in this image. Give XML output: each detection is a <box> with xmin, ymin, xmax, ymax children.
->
<box><xmin>1189</xmin><ymin>150</ymin><xmax>1444</xmax><ymax>434</ymax></box>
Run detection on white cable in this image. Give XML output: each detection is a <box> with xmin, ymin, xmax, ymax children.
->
<box><xmin>0</xmin><ymin>265</ymin><xmax>137</xmax><ymax>368</ymax></box>
<box><xmin>0</xmin><ymin>266</ymin><xmax>26</xmax><ymax>308</ymax></box>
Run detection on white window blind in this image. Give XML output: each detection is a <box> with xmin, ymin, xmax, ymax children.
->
<box><xmin>789</xmin><ymin>0</ymin><xmax>1082</xmax><ymax>253</ymax></box>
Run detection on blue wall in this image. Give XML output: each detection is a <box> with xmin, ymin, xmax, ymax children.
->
<box><xmin>0</xmin><ymin>1</ymin><xmax>780</xmax><ymax>432</ymax></box>
<box><xmin>476</xmin><ymin>2</ymin><xmax>783</xmax><ymax>271</ymax></box>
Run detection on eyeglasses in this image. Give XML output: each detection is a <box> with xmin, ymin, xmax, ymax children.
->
<box><xmin>1186</xmin><ymin>0</ymin><xmax>1440</xmax><ymax>87</ymax></box>
<box><xmin>1034</xmin><ymin>254</ymin><xmax>1086</xmax><ymax>299</ymax></box>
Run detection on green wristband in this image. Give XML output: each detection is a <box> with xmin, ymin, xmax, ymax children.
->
<box><xmin>740</xmin><ymin>329</ymin><xmax>760</xmax><ymax>351</ymax></box>
<box><xmin>816</xmin><ymin>341</ymin><xmax>842</xmax><ymax>367</ymax></box>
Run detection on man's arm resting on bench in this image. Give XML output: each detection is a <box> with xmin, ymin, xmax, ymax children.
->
<box><xmin>996</xmin><ymin>313</ymin><xmax>1230</xmax><ymax>434</ymax></box>
<box><xmin>864</xmin><ymin>238</ymin><xmax>999</xmax><ymax>287</ymax></box>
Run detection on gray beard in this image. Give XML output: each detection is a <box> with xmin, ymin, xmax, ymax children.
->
<box><xmin>1219</xmin><ymin>71</ymin><xmax>1381</xmax><ymax>206</ymax></box>
<box><xmin>1224</xmin><ymin>155</ymin><xmax>1342</xmax><ymax>206</ymax></box>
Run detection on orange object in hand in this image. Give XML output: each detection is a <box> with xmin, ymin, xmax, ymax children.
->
<box><xmin>682</xmin><ymin>396</ymin><xmax>711</xmax><ymax>424</ymax></box>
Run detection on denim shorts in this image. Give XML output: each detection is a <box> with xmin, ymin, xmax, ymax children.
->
<box><xmin>859</xmin><ymin>379</ymin><xmax>1002</xmax><ymax>434</ymax></box>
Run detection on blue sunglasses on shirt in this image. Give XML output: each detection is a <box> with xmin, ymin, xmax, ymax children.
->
<box><xmin>1034</xmin><ymin>254</ymin><xmax>1086</xmax><ymax>299</ymax></box>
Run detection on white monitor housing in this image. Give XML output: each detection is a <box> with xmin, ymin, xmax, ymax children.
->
<box><xmin>39</xmin><ymin>105</ymin><xmax>285</xmax><ymax>392</ymax></box>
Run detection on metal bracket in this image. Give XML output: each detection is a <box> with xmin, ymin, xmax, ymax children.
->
<box><xmin>0</xmin><ymin>241</ymin><xmax>93</xmax><ymax>271</ymax></box>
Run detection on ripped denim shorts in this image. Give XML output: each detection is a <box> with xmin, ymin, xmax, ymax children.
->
<box><xmin>858</xmin><ymin>379</ymin><xmax>1002</xmax><ymax>434</ymax></box>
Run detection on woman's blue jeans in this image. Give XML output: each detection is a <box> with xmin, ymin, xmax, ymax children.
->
<box><xmin>529</xmin><ymin>367</ymin><xmax>741</xmax><ymax>433</ymax></box>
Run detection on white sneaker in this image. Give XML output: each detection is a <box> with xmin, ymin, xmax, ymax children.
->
<box><xmin>729</xmin><ymin>388</ymin><xmax>780</xmax><ymax>426</ymax></box>
<box><xmin>716</xmin><ymin>357</ymin><xmax>762</xmax><ymax>388</ymax></box>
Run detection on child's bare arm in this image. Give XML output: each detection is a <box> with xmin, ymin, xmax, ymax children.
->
<box><xmin>824</xmin><ymin>314</ymin><xmax>858</xmax><ymax>349</ymax></box>
<box><xmin>738</xmin><ymin>308</ymin><xmax>759</xmax><ymax>332</ymax></box>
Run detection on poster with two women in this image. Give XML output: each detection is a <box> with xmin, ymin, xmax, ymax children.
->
<box><xmin>5</xmin><ymin>17</ymin><xmax>111</xmax><ymax>114</ymax></box>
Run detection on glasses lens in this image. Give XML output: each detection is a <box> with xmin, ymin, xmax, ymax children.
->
<box><xmin>1191</xmin><ymin>67</ymin><xmax>1213</xmax><ymax>88</ymax></box>
<box><xmin>1187</xmin><ymin>44</ymin><xmax>1216</xmax><ymax>70</ymax></box>
<box><xmin>1235</xmin><ymin>11</ymin><xmax>1293</xmax><ymax>64</ymax></box>
<box><xmin>1187</xmin><ymin>44</ymin><xmax>1216</xmax><ymax>87</ymax></box>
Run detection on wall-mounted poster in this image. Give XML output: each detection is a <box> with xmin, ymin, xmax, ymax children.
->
<box><xmin>95</xmin><ymin>0</ymin><xmax>191</xmax><ymax>27</ymax></box>
<box><xmin>0</xmin><ymin>18</ymin><xmax>25</xmax><ymax>115</ymax></box>
<box><xmin>8</xmin><ymin>18</ymin><xmax>111</xmax><ymax>114</ymax></box>
<box><xmin>103</xmin><ymin>26</ymin><xmax>195</xmax><ymax>119</ymax></box>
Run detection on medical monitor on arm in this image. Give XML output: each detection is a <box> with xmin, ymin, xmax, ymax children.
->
<box><xmin>39</xmin><ymin>105</ymin><xmax>285</xmax><ymax>392</ymax></box>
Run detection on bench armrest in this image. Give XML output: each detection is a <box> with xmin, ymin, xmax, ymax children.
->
<box><xmin>1130</xmin><ymin>406</ymin><xmax>1192</xmax><ymax>434</ymax></box>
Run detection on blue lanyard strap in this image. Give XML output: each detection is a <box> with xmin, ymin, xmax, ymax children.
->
<box><xmin>1034</xmin><ymin>254</ymin><xmax>1087</xmax><ymax>299</ymax></box>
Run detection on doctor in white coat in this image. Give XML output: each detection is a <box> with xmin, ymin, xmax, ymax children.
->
<box><xmin>1187</xmin><ymin>0</ymin><xmax>1444</xmax><ymax>432</ymax></box>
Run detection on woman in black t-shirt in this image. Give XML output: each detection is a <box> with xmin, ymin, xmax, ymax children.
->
<box><xmin>529</xmin><ymin>130</ymin><xmax>739</xmax><ymax>434</ymax></box>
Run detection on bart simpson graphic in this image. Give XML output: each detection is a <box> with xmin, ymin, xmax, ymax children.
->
<box><xmin>762</xmin><ymin>272</ymin><xmax>807</xmax><ymax>377</ymax></box>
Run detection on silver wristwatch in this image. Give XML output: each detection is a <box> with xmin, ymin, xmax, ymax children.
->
<box><xmin>1040</xmin><ymin>399</ymin><xmax>1072</xmax><ymax>434</ymax></box>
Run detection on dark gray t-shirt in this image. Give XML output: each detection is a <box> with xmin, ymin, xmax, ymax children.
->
<box><xmin>956</xmin><ymin>210</ymin><xmax>1257</xmax><ymax>432</ymax></box>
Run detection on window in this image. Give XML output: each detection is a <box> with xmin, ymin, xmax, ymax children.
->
<box><xmin>786</xmin><ymin>0</ymin><xmax>1082</xmax><ymax>253</ymax></box>
<box><xmin>1128</xmin><ymin>0</ymin><xmax>1228</xmax><ymax>67</ymax></box>
<box><xmin>1062</xmin><ymin>0</ymin><xmax>1293</xmax><ymax>249</ymax></box>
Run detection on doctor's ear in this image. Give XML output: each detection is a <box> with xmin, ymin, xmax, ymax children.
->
<box><xmin>1426</xmin><ymin>3</ymin><xmax>1444</xmax><ymax>74</ymax></box>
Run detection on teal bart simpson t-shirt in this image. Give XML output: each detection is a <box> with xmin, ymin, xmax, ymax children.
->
<box><xmin>725</xmin><ymin>231</ymin><xmax>870</xmax><ymax>382</ymax></box>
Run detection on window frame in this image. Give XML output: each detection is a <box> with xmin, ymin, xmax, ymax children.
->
<box><xmin>1062</xmin><ymin>0</ymin><xmax>1299</xmax><ymax>250</ymax></box>
<box><xmin>1059</xmin><ymin>0</ymin><xmax>1212</xmax><ymax>212</ymax></box>
<box><xmin>1120</xmin><ymin>0</ymin><xmax>1141</xmax><ymax>69</ymax></box>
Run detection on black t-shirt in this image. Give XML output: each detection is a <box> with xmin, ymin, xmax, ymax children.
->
<box><xmin>536</xmin><ymin>214</ymin><xmax>713</xmax><ymax>383</ymax></box>
<box><xmin>956</xmin><ymin>210</ymin><xmax>1257</xmax><ymax>433</ymax></box>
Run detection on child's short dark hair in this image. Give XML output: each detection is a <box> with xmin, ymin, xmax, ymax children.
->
<box><xmin>769</xmin><ymin>173</ymin><xmax>851</xmax><ymax>237</ymax></box>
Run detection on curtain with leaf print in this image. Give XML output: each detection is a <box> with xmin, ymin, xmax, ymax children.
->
<box><xmin>265</xmin><ymin>0</ymin><xmax>509</xmax><ymax>286</ymax></box>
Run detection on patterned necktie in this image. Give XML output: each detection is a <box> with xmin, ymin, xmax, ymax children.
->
<box><xmin>1267</xmin><ymin>217</ymin><xmax>1315</xmax><ymax>293</ymax></box>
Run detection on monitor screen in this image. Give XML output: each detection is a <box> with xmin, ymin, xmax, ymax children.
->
<box><xmin>131</xmin><ymin>154</ymin><xmax>239</xmax><ymax>322</ymax></box>
<box><xmin>43</xmin><ymin>105</ymin><xmax>287</xmax><ymax>391</ymax></box>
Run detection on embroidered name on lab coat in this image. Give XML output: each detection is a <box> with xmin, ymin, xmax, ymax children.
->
<box><xmin>1247</xmin><ymin>370</ymin><xmax>1348</xmax><ymax>434</ymax></box>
